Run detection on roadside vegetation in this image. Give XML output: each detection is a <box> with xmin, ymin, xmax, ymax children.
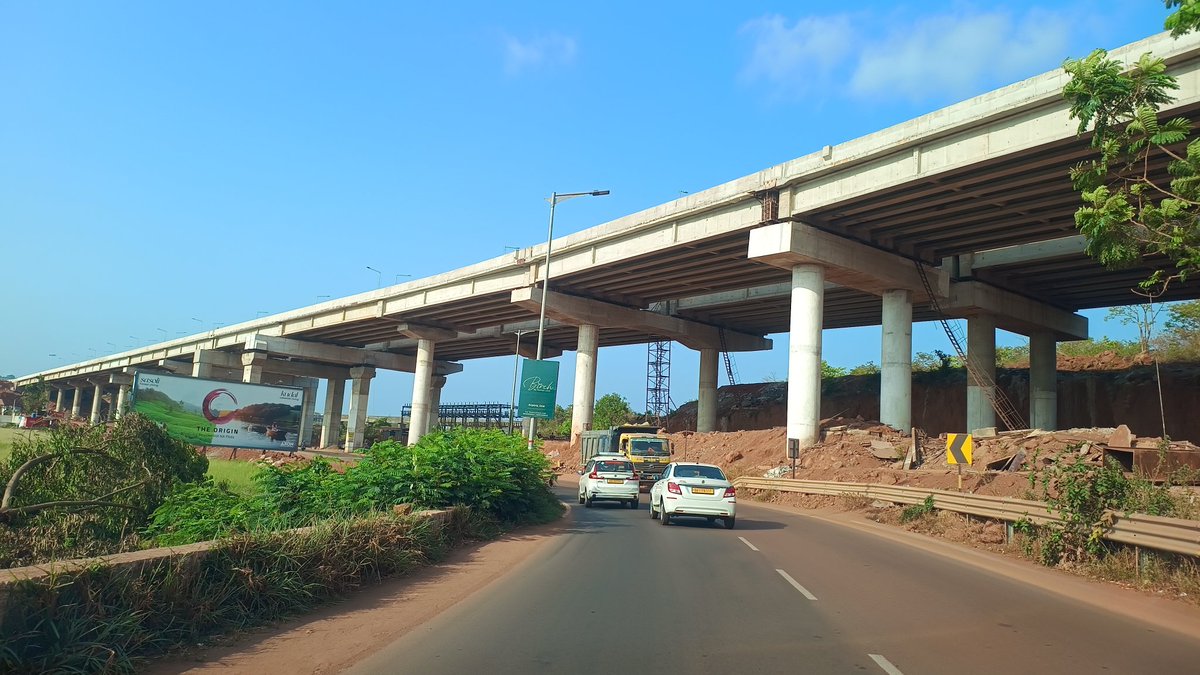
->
<box><xmin>0</xmin><ymin>417</ymin><xmax>562</xmax><ymax>672</ymax></box>
<box><xmin>543</xmin><ymin>392</ymin><xmax>636</xmax><ymax>438</ymax></box>
<box><xmin>204</xmin><ymin>458</ymin><xmax>261</xmax><ymax>496</ymax></box>
<box><xmin>861</xmin><ymin>456</ymin><xmax>1200</xmax><ymax>604</ymax></box>
<box><xmin>145</xmin><ymin>427</ymin><xmax>560</xmax><ymax>546</ymax></box>
<box><xmin>0</xmin><ymin>415</ymin><xmax>206</xmax><ymax>567</ymax></box>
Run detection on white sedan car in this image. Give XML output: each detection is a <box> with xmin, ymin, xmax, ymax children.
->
<box><xmin>578</xmin><ymin>457</ymin><xmax>641</xmax><ymax>509</ymax></box>
<box><xmin>649</xmin><ymin>462</ymin><xmax>736</xmax><ymax>529</ymax></box>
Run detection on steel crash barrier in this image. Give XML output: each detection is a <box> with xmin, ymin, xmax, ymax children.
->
<box><xmin>732</xmin><ymin>477</ymin><xmax>1200</xmax><ymax>558</ymax></box>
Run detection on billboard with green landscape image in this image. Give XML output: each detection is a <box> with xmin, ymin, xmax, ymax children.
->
<box><xmin>130</xmin><ymin>371</ymin><xmax>304</xmax><ymax>450</ymax></box>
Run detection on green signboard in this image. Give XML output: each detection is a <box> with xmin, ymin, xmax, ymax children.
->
<box><xmin>518</xmin><ymin>359</ymin><xmax>560</xmax><ymax>419</ymax></box>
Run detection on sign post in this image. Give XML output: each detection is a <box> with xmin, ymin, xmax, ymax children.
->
<box><xmin>788</xmin><ymin>438</ymin><xmax>800</xmax><ymax>479</ymax></box>
<box><xmin>517</xmin><ymin>359</ymin><xmax>560</xmax><ymax>421</ymax></box>
<box><xmin>945</xmin><ymin>433</ymin><xmax>973</xmax><ymax>491</ymax></box>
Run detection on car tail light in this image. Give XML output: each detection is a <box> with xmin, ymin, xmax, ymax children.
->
<box><xmin>589</xmin><ymin>470</ymin><xmax>599</xmax><ymax>479</ymax></box>
<box><xmin>724</xmin><ymin>486</ymin><xmax>737</xmax><ymax>498</ymax></box>
<box><xmin>667</xmin><ymin>481</ymin><xmax>681</xmax><ymax>495</ymax></box>
<box><xmin>631</xmin><ymin>471</ymin><xmax>640</xmax><ymax>480</ymax></box>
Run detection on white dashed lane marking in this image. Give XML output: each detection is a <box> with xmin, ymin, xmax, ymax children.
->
<box><xmin>775</xmin><ymin>569</ymin><xmax>817</xmax><ymax>600</ymax></box>
<box><xmin>869</xmin><ymin>653</ymin><xmax>905</xmax><ymax>675</ymax></box>
<box><xmin>738</xmin><ymin>536</ymin><xmax>759</xmax><ymax>551</ymax></box>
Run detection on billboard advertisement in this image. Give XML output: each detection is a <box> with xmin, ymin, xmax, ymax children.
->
<box><xmin>517</xmin><ymin>359</ymin><xmax>560</xmax><ymax>420</ymax></box>
<box><xmin>130</xmin><ymin>371</ymin><xmax>304</xmax><ymax>450</ymax></box>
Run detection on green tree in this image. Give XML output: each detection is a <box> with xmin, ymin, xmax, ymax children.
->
<box><xmin>0</xmin><ymin>413</ymin><xmax>208</xmax><ymax>565</ymax></box>
<box><xmin>1105</xmin><ymin>303</ymin><xmax>1163</xmax><ymax>353</ymax></box>
<box><xmin>995</xmin><ymin>345</ymin><xmax>1031</xmax><ymax>367</ymax></box>
<box><xmin>821</xmin><ymin>361</ymin><xmax>847</xmax><ymax>379</ymax></box>
<box><xmin>551</xmin><ymin>404</ymin><xmax>572</xmax><ymax>437</ymax></box>
<box><xmin>1161</xmin><ymin>299</ymin><xmax>1200</xmax><ymax>355</ymax></box>
<box><xmin>1062</xmin><ymin>3</ymin><xmax>1200</xmax><ymax>290</ymax></box>
<box><xmin>18</xmin><ymin>377</ymin><xmax>49</xmax><ymax>414</ymax></box>
<box><xmin>847</xmin><ymin>362</ymin><xmax>880</xmax><ymax>376</ymax></box>
<box><xmin>1165</xmin><ymin>298</ymin><xmax>1200</xmax><ymax>334</ymax></box>
<box><xmin>913</xmin><ymin>350</ymin><xmax>960</xmax><ymax>372</ymax></box>
<box><xmin>593</xmin><ymin>393</ymin><xmax>634</xmax><ymax>430</ymax></box>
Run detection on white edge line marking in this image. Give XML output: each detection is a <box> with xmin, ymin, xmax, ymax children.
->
<box><xmin>775</xmin><ymin>569</ymin><xmax>817</xmax><ymax>600</ymax></box>
<box><xmin>738</xmin><ymin>536</ymin><xmax>759</xmax><ymax>551</ymax></box>
<box><xmin>869</xmin><ymin>653</ymin><xmax>904</xmax><ymax>675</ymax></box>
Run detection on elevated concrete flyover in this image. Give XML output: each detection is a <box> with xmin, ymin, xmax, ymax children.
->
<box><xmin>16</xmin><ymin>30</ymin><xmax>1200</xmax><ymax>455</ymax></box>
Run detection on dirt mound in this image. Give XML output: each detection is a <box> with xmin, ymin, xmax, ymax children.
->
<box><xmin>545</xmin><ymin>416</ymin><xmax>1199</xmax><ymax>501</ymax></box>
<box><xmin>1057</xmin><ymin>350</ymin><xmax>1152</xmax><ymax>372</ymax></box>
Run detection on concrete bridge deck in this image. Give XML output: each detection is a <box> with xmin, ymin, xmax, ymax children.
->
<box><xmin>17</xmin><ymin>30</ymin><xmax>1200</xmax><ymax>453</ymax></box>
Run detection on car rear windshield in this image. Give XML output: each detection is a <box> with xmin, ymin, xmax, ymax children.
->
<box><xmin>629</xmin><ymin>438</ymin><xmax>669</xmax><ymax>456</ymax></box>
<box><xmin>672</xmin><ymin>465</ymin><xmax>726</xmax><ymax>480</ymax></box>
<box><xmin>596</xmin><ymin>461</ymin><xmax>633</xmax><ymax>473</ymax></box>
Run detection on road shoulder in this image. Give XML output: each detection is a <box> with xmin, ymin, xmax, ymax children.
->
<box><xmin>740</xmin><ymin>497</ymin><xmax>1200</xmax><ymax>641</ymax></box>
<box><xmin>145</xmin><ymin>508</ymin><xmax>571</xmax><ymax>674</ymax></box>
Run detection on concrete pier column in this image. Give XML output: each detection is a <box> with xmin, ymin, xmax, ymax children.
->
<box><xmin>966</xmin><ymin>314</ymin><xmax>997</xmax><ymax>432</ymax></box>
<box><xmin>880</xmin><ymin>289</ymin><xmax>913</xmax><ymax>432</ymax></box>
<box><xmin>1029</xmin><ymin>331</ymin><xmax>1058</xmax><ymax>431</ymax></box>
<box><xmin>193</xmin><ymin>349</ymin><xmax>219</xmax><ymax>378</ymax></box>
<box><xmin>788</xmin><ymin>264</ymin><xmax>825</xmax><ymax>448</ymax></box>
<box><xmin>345</xmin><ymin>366</ymin><xmax>375</xmax><ymax>452</ymax></box>
<box><xmin>427</xmin><ymin>376</ymin><xmax>447</xmax><ymax>434</ymax></box>
<box><xmin>55</xmin><ymin>388</ymin><xmax>65</xmax><ymax>414</ymax></box>
<box><xmin>407</xmin><ymin>339</ymin><xmax>436</xmax><ymax>445</ymax></box>
<box><xmin>115</xmin><ymin>384</ymin><xmax>130</xmax><ymax>419</ymax></box>
<box><xmin>89</xmin><ymin>380</ymin><xmax>104</xmax><ymax>425</ymax></box>
<box><xmin>697</xmin><ymin>347</ymin><xmax>719</xmax><ymax>433</ymax></box>
<box><xmin>71</xmin><ymin>386</ymin><xmax>83</xmax><ymax>419</ymax></box>
<box><xmin>241</xmin><ymin>352</ymin><xmax>266</xmax><ymax>384</ymax></box>
<box><xmin>320</xmin><ymin>378</ymin><xmax>346</xmax><ymax>448</ymax></box>
<box><xmin>571</xmin><ymin>324</ymin><xmax>599</xmax><ymax>447</ymax></box>
<box><xmin>297</xmin><ymin>377</ymin><xmax>318</xmax><ymax>449</ymax></box>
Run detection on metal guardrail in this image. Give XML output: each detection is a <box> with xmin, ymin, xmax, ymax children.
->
<box><xmin>733</xmin><ymin>477</ymin><xmax>1200</xmax><ymax>557</ymax></box>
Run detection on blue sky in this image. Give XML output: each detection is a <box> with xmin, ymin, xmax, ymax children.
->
<box><xmin>0</xmin><ymin>1</ymin><xmax>1174</xmax><ymax>415</ymax></box>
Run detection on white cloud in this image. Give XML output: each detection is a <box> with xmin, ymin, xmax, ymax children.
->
<box><xmin>738</xmin><ymin>8</ymin><xmax>1073</xmax><ymax>103</ymax></box>
<box><xmin>738</xmin><ymin>14</ymin><xmax>856</xmax><ymax>94</ymax></box>
<box><xmin>849</xmin><ymin>9</ymin><xmax>1071</xmax><ymax>101</ymax></box>
<box><xmin>501</xmin><ymin>32</ymin><xmax>578</xmax><ymax>76</ymax></box>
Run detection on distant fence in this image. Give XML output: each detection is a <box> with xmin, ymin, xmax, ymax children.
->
<box><xmin>401</xmin><ymin>403</ymin><xmax>519</xmax><ymax>432</ymax></box>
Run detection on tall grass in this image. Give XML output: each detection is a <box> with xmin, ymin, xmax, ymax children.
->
<box><xmin>0</xmin><ymin>508</ymin><xmax>484</xmax><ymax>674</ymax></box>
<box><xmin>205</xmin><ymin>459</ymin><xmax>261</xmax><ymax>496</ymax></box>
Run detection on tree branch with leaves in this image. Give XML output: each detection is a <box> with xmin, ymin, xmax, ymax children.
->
<box><xmin>1063</xmin><ymin>4</ymin><xmax>1200</xmax><ymax>291</ymax></box>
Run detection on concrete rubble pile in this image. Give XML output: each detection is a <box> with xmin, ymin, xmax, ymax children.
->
<box><xmin>786</xmin><ymin>418</ymin><xmax>1200</xmax><ymax>478</ymax></box>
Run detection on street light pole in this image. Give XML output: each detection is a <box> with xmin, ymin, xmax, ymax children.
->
<box><xmin>527</xmin><ymin>189</ymin><xmax>609</xmax><ymax>448</ymax></box>
<box><xmin>509</xmin><ymin>329</ymin><xmax>530</xmax><ymax>434</ymax></box>
<box><xmin>366</xmin><ymin>266</ymin><xmax>382</xmax><ymax>289</ymax></box>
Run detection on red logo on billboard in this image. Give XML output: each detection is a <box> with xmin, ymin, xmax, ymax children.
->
<box><xmin>202</xmin><ymin>389</ymin><xmax>238</xmax><ymax>424</ymax></box>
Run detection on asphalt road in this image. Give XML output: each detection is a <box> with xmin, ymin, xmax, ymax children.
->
<box><xmin>349</xmin><ymin>486</ymin><xmax>1200</xmax><ymax>674</ymax></box>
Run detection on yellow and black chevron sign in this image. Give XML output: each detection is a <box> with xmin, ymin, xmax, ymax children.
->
<box><xmin>946</xmin><ymin>433</ymin><xmax>973</xmax><ymax>465</ymax></box>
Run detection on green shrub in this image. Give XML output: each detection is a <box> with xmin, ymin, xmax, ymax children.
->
<box><xmin>900</xmin><ymin>495</ymin><xmax>935</xmax><ymax>523</ymax></box>
<box><xmin>143</xmin><ymin>481</ymin><xmax>276</xmax><ymax>546</ymax></box>
<box><xmin>1028</xmin><ymin>455</ymin><xmax>1179</xmax><ymax>565</ymax></box>
<box><xmin>0</xmin><ymin>510</ymin><xmax>472</xmax><ymax>674</ymax></box>
<box><xmin>0</xmin><ymin>414</ymin><xmax>207</xmax><ymax>567</ymax></box>
<box><xmin>145</xmin><ymin>427</ymin><xmax>561</xmax><ymax>547</ymax></box>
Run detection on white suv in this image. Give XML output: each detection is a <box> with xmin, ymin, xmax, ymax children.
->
<box><xmin>650</xmin><ymin>462</ymin><xmax>736</xmax><ymax>528</ymax></box>
<box><xmin>578</xmin><ymin>457</ymin><xmax>640</xmax><ymax>509</ymax></box>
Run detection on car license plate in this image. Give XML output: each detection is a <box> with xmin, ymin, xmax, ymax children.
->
<box><xmin>606</xmin><ymin>479</ymin><xmax>624</xmax><ymax>484</ymax></box>
<box><xmin>691</xmin><ymin>487</ymin><xmax>714</xmax><ymax>495</ymax></box>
